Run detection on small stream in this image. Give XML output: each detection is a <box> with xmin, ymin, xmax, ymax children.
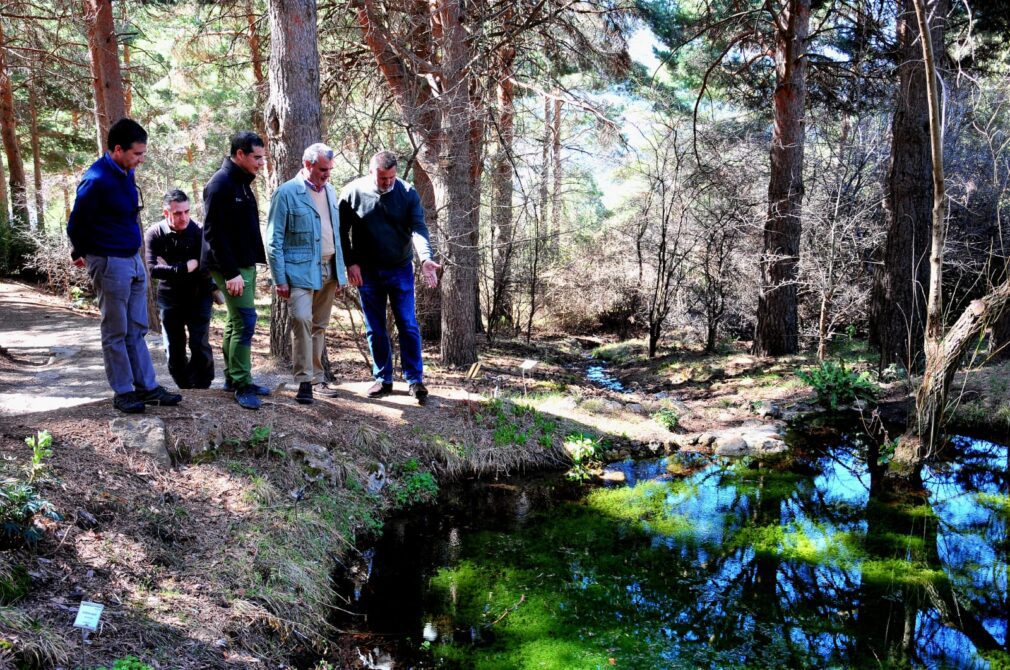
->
<box><xmin>334</xmin><ymin>432</ymin><xmax>1009</xmax><ymax>669</ymax></box>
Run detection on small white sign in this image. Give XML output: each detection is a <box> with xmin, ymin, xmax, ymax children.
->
<box><xmin>520</xmin><ymin>359</ymin><xmax>538</xmax><ymax>371</ymax></box>
<box><xmin>73</xmin><ymin>601</ymin><xmax>104</xmax><ymax>631</ymax></box>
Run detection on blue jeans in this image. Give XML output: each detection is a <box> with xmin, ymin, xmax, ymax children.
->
<box><xmin>160</xmin><ymin>292</ymin><xmax>214</xmax><ymax>389</ymax></box>
<box><xmin>358</xmin><ymin>264</ymin><xmax>423</xmax><ymax>385</ymax></box>
<box><xmin>85</xmin><ymin>253</ymin><xmax>159</xmax><ymax>394</ymax></box>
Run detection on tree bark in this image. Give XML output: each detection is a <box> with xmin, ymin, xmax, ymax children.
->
<box><xmin>869</xmin><ymin>0</ymin><xmax>946</xmax><ymax>371</ymax></box>
<box><xmin>0</xmin><ymin>17</ymin><xmax>30</xmax><ymax>269</ymax></box>
<box><xmin>355</xmin><ymin>0</ymin><xmax>479</xmax><ymax>366</ymax></box>
<box><xmin>83</xmin><ymin>0</ymin><xmax>126</xmax><ymax>153</ymax></box>
<box><xmin>488</xmin><ymin>40</ymin><xmax>516</xmax><ymax>340</ymax></box>
<box><xmin>265</xmin><ymin>0</ymin><xmax>322</xmax><ymax>365</ymax></box>
<box><xmin>893</xmin><ymin>0</ymin><xmax>954</xmax><ymax>469</ymax></box>
<box><xmin>28</xmin><ymin>82</ymin><xmax>43</xmax><ymax>231</ymax></box>
<box><xmin>551</xmin><ymin>96</ymin><xmax>563</xmax><ymax>255</ymax></box>
<box><xmin>247</xmin><ymin>0</ymin><xmax>271</xmax><ymax>186</ymax></box>
<box><xmin>753</xmin><ymin>0</ymin><xmax>810</xmax><ymax>356</ymax></box>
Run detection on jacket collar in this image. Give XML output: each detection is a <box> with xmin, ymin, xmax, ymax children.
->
<box><xmin>222</xmin><ymin>157</ymin><xmax>256</xmax><ymax>185</ymax></box>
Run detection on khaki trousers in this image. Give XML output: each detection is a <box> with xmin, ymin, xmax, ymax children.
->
<box><xmin>290</xmin><ymin>258</ymin><xmax>338</xmax><ymax>383</ymax></box>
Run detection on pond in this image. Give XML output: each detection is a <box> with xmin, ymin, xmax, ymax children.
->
<box><xmin>336</xmin><ymin>433</ymin><xmax>1009</xmax><ymax>669</ymax></box>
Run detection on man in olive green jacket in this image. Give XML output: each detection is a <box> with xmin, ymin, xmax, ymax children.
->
<box><xmin>266</xmin><ymin>143</ymin><xmax>348</xmax><ymax>405</ymax></box>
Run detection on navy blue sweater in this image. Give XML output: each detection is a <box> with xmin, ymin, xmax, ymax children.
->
<box><xmin>67</xmin><ymin>154</ymin><xmax>142</xmax><ymax>259</ymax></box>
<box><xmin>338</xmin><ymin>176</ymin><xmax>434</xmax><ymax>270</ymax></box>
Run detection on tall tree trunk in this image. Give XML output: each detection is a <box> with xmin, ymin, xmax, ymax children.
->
<box><xmin>488</xmin><ymin>41</ymin><xmax>516</xmax><ymax>340</ymax></box>
<box><xmin>246</xmin><ymin>0</ymin><xmax>271</xmax><ymax>186</ymax></box>
<box><xmin>869</xmin><ymin>0</ymin><xmax>946</xmax><ymax>371</ymax></box>
<box><xmin>265</xmin><ymin>0</ymin><xmax>322</xmax><ymax>365</ymax></box>
<box><xmin>551</xmin><ymin>96</ymin><xmax>562</xmax><ymax>254</ymax></box>
<box><xmin>83</xmin><ymin>0</ymin><xmax>126</xmax><ymax>153</ymax></box>
<box><xmin>0</xmin><ymin>17</ymin><xmax>30</xmax><ymax>270</ymax></box>
<box><xmin>753</xmin><ymin>0</ymin><xmax>810</xmax><ymax>357</ymax></box>
<box><xmin>28</xmin><ymin>82</ymin><xmax>43</xmax><ymax>231</ymax></box>
<box><xmin>356</xmin><ymin>0</ymin><xmax>478</xmax><ymax>366</ymax></box>
<box><xmin>893</xmin><ymin>0</ymin><xmax>951</xmax><ymax>470</ymax></box>
<box><xmin>433</xmin><ymin>0</ymin><xmax>477</xmax><ymax>367</ymax></box>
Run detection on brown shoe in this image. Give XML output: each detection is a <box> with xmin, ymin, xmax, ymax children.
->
<box><xmin>367</xmin><ymin>381</ymin><xmax>393</xmax><ymax>398</ymax></box>
<box><xmin>313</xmin><ymin>382</ymin><xmax>341</xmax><ymax>398</ymax></box>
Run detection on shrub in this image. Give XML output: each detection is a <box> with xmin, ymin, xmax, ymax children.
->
<box><xmin>797</xmin><ymin>360</ymin><xmax>878</xmax><ymax>411</ymax></box>
<box><xmin>94</xmin><ymin>657</ymin><xmax>155</xmax><ymax>670</ymax></box>
<box><xmin>652</xmin><ymin>408</ymin><xmax>679</xmax><ymax>431</ymax></box>
<box><xmin>389</xmin><ymin>459</ymin><xmax>439</xmax><ymax>508</ymax></box>
<box><xmin>564</xmin><ymin>434</ymin><xmax>602</xmax><ymax>481</ymax></box>
<box><xmin>0</xmin><ymin>479</ymin><xmax>60</xmax><ymax>547</ymax></box>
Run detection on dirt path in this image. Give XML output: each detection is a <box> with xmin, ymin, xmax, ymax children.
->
<box><xmin>0</xmin><ymin>281</ymin><xmax>179</xmax><ymax>415</ymax></box>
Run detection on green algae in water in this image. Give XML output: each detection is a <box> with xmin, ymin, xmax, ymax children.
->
<box><xmin>344</xmin><ymin>439</ymin><xmax>1009</xmax><ymax>669</ymax></box>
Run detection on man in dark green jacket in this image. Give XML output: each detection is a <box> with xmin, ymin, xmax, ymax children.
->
<box><xmin>202</xmin><ymin>131</ymin><xmax>270</xmax><ymax>409</ymax></box>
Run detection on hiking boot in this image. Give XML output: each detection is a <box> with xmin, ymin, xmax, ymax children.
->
<box><xmin>367</xmin><ymin>381</ymin><xmax>393</xmax><ymax>398</ymax></box>
<box><xmin>224</xmin><ymin>379</ymin><xmax>271</xmax><ymax>396</ymax></box>
<box><xmin>313</xmin><ymin>382</ymin><xmax>341</xmax><ymax>398</ymax></box>
<box><xmin>295</xmin><ymin>382</ymin><xmax>314</xmax><ymax>405</ymax></box>
<box><xmin>235</xmin><ymin>385</ymin><xmax>262</xmax><ymax>410</ymax></box>
<box><xmin>408</xmin><ymin>382</ymin><xmax>429</xmax><ymax>405</ymax></box>
<box><xmin>113</xmin><ymin>392</ymin><xmax>145</xmax><ymax>414</ymax></box>
<box><xmin>138</xmin><ymin>385</ymin><xmax>182</xmax><ymax>406</ymax></box>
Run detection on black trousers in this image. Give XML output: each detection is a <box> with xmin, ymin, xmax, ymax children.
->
<box><xmin>159</xmin><ymin>291</ymin><xmax>214</xmax><ymax>389</ymax></box>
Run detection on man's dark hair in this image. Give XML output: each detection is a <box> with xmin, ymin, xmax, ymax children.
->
<box><xmin>230</xmin><ymin>131</ymin><xmax>265</xmax><ymax>157</ymax></box>
<box><xmin>369</xmin><ymin>150</ymin><xmax>398</xmax><ymax>171</ymax></box>
<box><xmin>163</xmin><ymin>189</ymin><xmax>189</xmax><ymax>208</ymax></box>
<box><xmin>107</xmin><ymin>118</ymin><xmax>147</xmax><ymax>153</ymax></box>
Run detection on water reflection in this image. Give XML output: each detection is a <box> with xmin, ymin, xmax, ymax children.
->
<box><xmin>339</xmin><ymin>437</ymin><xmax>1009</xmax><ymax>669</ymax></box>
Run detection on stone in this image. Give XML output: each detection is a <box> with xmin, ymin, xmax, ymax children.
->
<box><xmin>75</xmin><ymin>509</ymin><xmax>99</xmax><ymax>530</ymax></box>
<box><xmin>110</xmin><ymin>417</ymin><xmax>171</xmax><ymax>468</ymax></box>
<box><xmin>599</xmin><ymin>470</ymin><xmax>626</xmax><ymax>483</ymax></box>
<box><xmin>698</xmin><ymin>433</ymin><xmax>716</xmax><ymax>447</ymax></box>
<box><xmin>653</xmin><ymin>392</ymin><xmax>669</xmax><ymax>399</ymax></box>
<box><xmin>624</xmin><ymin>402</ymin><xmax>646</xmax><ymax>415</ymax></box>
<box><xmin>714</xmin><ymin>435</ymin><xmax>748</xmax><ymax>457</ymax></box>
<box><xmin>290</xmin><ymin>443</ymin><xmax>344</xmax><ymax>484</ymax></box>
<box><xmin>169</xmin><ymin>413</ymin><xmax>223</xmax><ymax>461</ymax></box>
<box><xmin>754</xmin><ymin>401</ymin><xmax>782</xmax><ymax>419</ymax></box>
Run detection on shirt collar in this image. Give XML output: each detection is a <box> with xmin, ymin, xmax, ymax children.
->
<box><xmin>103</xmin><ymin>152</ymin><xmax>130</xmax><ymax>177</ymax></box>
<box><xmin>301</xmin><ymin>168</ymin><xmax>324</xmax><ymax>193</ymax></box>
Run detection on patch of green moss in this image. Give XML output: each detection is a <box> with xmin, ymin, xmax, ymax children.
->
<box><xmin>976</xmin><ymin>493</ymin><xmax>1010</xmax><ymax>519</ymax></box>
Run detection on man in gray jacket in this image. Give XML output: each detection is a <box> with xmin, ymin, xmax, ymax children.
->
<box><xmin>266</xmin><ymin>143</ymin><xmax>347</xmax><ymax>404</ymax></box>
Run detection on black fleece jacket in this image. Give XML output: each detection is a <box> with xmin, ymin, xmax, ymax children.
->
<box><xmin>202</xmin><ymin>157</ymin><xmax>266</xmax><ymax>279</ymax></box>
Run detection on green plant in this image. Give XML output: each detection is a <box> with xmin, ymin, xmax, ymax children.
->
<box><xmin>877</xmin><ymin>438</ymin><xmax>899</xmax><ymax>467</ymax></box>
<box><xmin>652</xmin><ymin>408</ymin><xmax>679</xmax><ymax>432</ymax></box>
<box><xmin>0</xmin><ymin>479</ymin><xmax>60</xmax><ymax>547</ymax></box>
<box><xmin>797</xmin><ymin>360</ymin><xmax>878</xmax><ymax>411</ymax></box>
<box><xmin>23</xmin><ymin>430</ymin><xmax>53</xmax><ymax>484</ymax></box>
<box><xmin>389</xmin><ymin>461</ymin><xmax>439</xmax><ymax>508</ymax></box>
<box><xmin>564</xmin><ymin>433</ymin><xmax>602</xmax><ymax>481</ymax></box>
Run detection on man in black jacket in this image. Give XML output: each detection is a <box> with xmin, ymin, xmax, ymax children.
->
<box><xmin>145</xmin><ymin>189</ymin><xmax>216</xmax><ymax>389</ymax></box>
<box><xmin>202</xmin><ymin>131</ymin><xmax>270</xmax><ymax>409</ymax></box>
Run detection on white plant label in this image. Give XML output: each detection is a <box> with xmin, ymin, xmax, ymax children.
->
<box><xmin>73</xmin><ymin>601</ymin><xmax>104</xmax><ymax>631</ymax></box>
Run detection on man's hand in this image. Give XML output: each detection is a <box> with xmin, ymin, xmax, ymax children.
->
<box><xmin>186</xmin><ymin>259</ymin><xmax>199</xmax><ymax>273</ymax></box>
<box><xmin>72</xmin><ymin>257</ymin><xmax>85</xmax><ymax>268</ymax></box>
<box><xmin>347</xmin><ymin>264</ymin><xmax>363</xmax><ymax>287</ymax></box>
<box><xmin>421</xmin><ymin>259</ymin><xmax>441</xmax><ymax>288</ymax></box>
<box><xmin>225</xmin><ymin>274</ymin><xmax>245</xmax><ymax>296</ymax></box>
<box><xmin>276</xmin><ymin>283</ymin><xmax>290</xmax><ymax>300</ymax></box>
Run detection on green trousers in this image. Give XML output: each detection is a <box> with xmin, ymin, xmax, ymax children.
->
<box><xmin>211</xmin><ymin>267</ymin><xmax>257</xmax><ymax>388</ymax></box>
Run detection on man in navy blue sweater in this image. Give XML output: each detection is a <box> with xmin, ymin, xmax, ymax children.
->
<box><xmin>67</xmin><ymin>118</ymin><xmax>182</xmax><ymax>414</ymax></box>
<box><xmin>338</xmin><ymin>150</ymin><xmax>441</xmax><ymax>405</ymax></box>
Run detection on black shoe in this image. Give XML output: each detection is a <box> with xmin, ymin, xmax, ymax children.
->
<box><xmin>408</xmin><ymin>382</ymin><xmax>429</xmax><ymax>404</ymax></box>
<box><xmin>139</xmin><ymin>385</ymin><xmax>182</xmax><ymax>406</ymax></box>
<box><xmin>235</xmin><ymin>385</ymin><xmax>261</xmax><ymax>410</ymax></box>
<box><xmin>367</xmin><ymin>381</ymin><xmax>393</xmax><ymax>398</ymax></box>
<box><xmin>295</xmin><ymin>382</ymin><xmax>314</xmax><ymax>405</ymax></box>
<box><xmin>224</xmin><ymin>379</ymin><xmax>271</xmax><ymax>396</ymax></box>
<box><xmin>313</xmin><ymin>382</ymin><xmax>341</xmax><ymax>398</ymax></box>
<box><xmin>113</xmin><ymin>392</ymin><xmax>145</xmax><ymax>414</ymax></box>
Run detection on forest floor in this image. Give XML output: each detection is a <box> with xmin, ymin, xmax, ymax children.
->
<box><xmin>0</xmin><ymin>279</ymin><xmax>1007</xmax><ymax>669</ymax></box>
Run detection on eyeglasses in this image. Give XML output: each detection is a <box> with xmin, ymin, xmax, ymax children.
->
<box><xmin>135</xmin><ymin>186</ymin><xmax>145</xmax><ymax>217</ymax></box>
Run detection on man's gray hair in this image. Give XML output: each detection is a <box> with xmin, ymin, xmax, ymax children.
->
<box><xmin>369</xmin><ymin>150</ymin><xmax>398</xmax><ymax>171</ymax></box>
<box><xmin>303</xmin><ymin>142</ymin><xmax>334</xmax><ymax>165</ymax></box>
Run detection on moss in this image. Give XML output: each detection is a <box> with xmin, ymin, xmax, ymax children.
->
<box><xmin>589</xmin><ymin>340</ymin><xmax>646</xmax><ymax>364</ymax></box>
<box><xmin>976</xmin><ymin>493</ymin><xmax>1010</xmax><ymax>519</ymax></box>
